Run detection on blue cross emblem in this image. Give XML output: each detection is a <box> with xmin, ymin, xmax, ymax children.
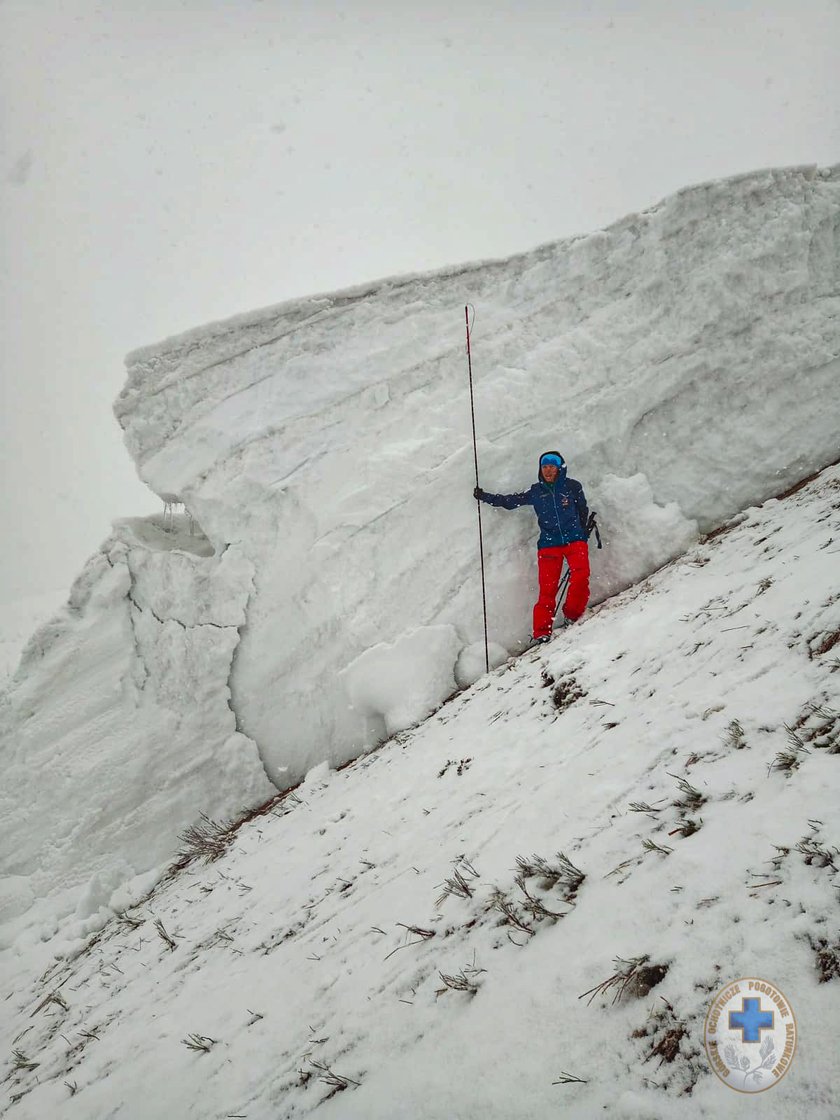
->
<box><xmin>729</xmin><ymin>997</ymin><xmax>774</xmax><ymax>1042</ymax></box>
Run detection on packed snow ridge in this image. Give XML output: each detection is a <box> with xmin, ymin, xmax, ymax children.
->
<box><xmin>1</xmin><ymin>163</ymin><xmax>838</xmax><ymax>955</ymax></box>
<box><xmin>3</xmin><ymin>462</ymin><xmax>839</xmax><ymax>1119</ymax></box>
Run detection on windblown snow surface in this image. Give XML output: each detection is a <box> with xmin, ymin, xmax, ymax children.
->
<box><xmin>0</xmin><ymin>592</ymin><xmax>67</xmax><ymax>686</ymax></box>
<box><xmin>1</xmin><ymin>163</ymin><xmax>839</xmax><ymax>983</ymax></box>
<box><xmin>3</xmin><ymin>461</ymin><xmax>839</xmax><ymax>1118</ymax></box>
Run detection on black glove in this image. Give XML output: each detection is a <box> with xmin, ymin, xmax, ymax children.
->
<box><xmin>474</xmin><ymin>486</ymin><xmax>485</xmax><ymax>501</ymax></box>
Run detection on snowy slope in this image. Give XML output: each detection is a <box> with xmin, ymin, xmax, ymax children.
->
<box><xmin>3</xmin><ymin>463</ymin><xmax>838</xmax><ymax>1120</ymax></box>
<box><xmin>0</xmin><ymin>592</ymin><xmax>68</xmax><ymax>685</ymax></box>
<box><xmin>113</xmin><ymin>164</ymin><xmax>840</xmax><ymax>789</ymax></box>
<box><xmin>0</xmin><ymin>516</ymin><xmax>275</xmax><ymax>951</ymax></box>
<box><xmin>1</xmin><ymin>163</ymin><xmax>838</xmax><ymax>958</ymax></box>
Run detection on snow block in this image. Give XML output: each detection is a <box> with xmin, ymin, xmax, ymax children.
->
<box><xmin>2</xmin><ymin>163</ymin><xmax>839</xmax><ymax>951</ymax></box>
<box><xmin>340</xmin><ymin>625</ymin><xmax>461</xmax><ymax>737</ymax></box>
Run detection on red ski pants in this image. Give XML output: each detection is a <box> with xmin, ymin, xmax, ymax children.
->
<box><xmin>533</xmin><ymin>542</ymin><xmax>590</xmax><ymax>637</ymax></box>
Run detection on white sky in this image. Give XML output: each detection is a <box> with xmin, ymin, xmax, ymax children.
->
<box><xmin>1</xmin><ymin>0</ymin><xmax>839</xmax><ymax>602</ymax></box>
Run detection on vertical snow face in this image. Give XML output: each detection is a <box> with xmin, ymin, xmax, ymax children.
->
<box><xmin>2</xmin><ymin>165</ymin><xmax>838</xmax><ymax>949</ymax></box>
<box><xmin>113</xmin><ymin>164</ymin><xmax>840</xmax><ymax>788</ymax></box>
<box><xmin>0</xmin><ymin>515</ymin><xmax>274</xmax><ymax>950</ymax></box>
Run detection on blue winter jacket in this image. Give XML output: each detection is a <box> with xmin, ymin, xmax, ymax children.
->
<box><xmin>479</xmin><ymin>456</ymin><xmax>589</xmax><ymax>549</ymax></box>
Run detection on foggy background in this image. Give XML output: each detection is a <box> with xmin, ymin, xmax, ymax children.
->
<box><xmin>2</xmin><ymin>0</ymin><xmax>839</xmax><ymax>604</ymax></box>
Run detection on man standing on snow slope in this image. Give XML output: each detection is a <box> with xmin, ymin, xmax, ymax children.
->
<box><xmin>474</xmin><ymin>452</ymin><xmax>590</xmax><ymax>644</ymax></box>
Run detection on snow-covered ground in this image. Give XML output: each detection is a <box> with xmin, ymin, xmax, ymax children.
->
<box><xmin>3</xmin><ymin>461</ymin><xmax>838</xmax><ymax>1119</ymax></box>
<box><xmin>0</xmin><ymin>592</ymin><xmax>68</xmax><ymax>685</ymax></box>
<box><xmin>1</xmin><ymin>162</ymin><xmax>838</xmax><ymax>977</ymax></box>
<box><xmin>114</xmin><ymin>162</ymin><xmax>840</xmax><ymax>788</ymax></box>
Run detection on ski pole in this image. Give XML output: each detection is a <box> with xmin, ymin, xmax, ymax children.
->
<box><xmin>465</xmin><ymin>304</ymin><xmax>490</xmax><ymax>674</ymax></box>
<box><xmin>555</xmin><ymin>514</ymin><xmax>601</xmax><ymax>623</ymax></box>
<box><xmin>552</xmin><ymin>567</ymin><xmax>572</xmax><ymax>626</ymax></box>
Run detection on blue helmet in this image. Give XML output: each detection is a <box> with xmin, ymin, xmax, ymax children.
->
<box><xmin>539</xmin><ymin>452</ymin><xmax>564</xmax><ymax>468</ymax></box>
<box><xmin>539</xmin><ymin>451</ymin><xmax>566</xmax><ymax>483</ymax></box>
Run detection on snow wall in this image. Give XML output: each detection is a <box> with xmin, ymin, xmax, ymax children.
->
<box><xmin>1</xmin><ymin>163</ymin><xmax>838</xmax><ymax>950</ymax></box>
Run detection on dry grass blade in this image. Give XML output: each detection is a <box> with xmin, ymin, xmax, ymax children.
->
<box><xmin>606</xmin><ymin>855</ymin><xmax>643</xmax><ymax>879</ymax></box>
<box><xmin>796</xmin><ymin>837</ymin><xmax>838</xmax><ymax>871</ymax></box>
<box><xmin>31</xmin><ymin>988</ymin><xmax>70</xmax><ymax>1018</ymax></box>
<box><xmin>435</xmin><ymin>868</ymin><xmax>475</xmax><ymax>907</ymax></box>
<box><xmin>384</xmin><ymin>924</ymin><xmax>436</xmax><ymax>961</ymax></box>
<box><xmin>435</xmin><ymin>965</ymin><xmax>485</xmax><ymax>995</ymax></box>
<box><xmin>668</xmin><ymin>817</ymin><xmax>702</xmax><ymax>838</ymax></box>
<box><xmin>813</xmin><ymin>938</ymin><xmax>840</xmax><ymax>983</ymax></box>
<box><xmin>515</xmin><ymin>852</ymin><xmax>585</xmax><ymax>895</ymax></box>
<box><xmin>154</xmin><ymin>919</ymin><xmax>178</xmax><ymax>950</ymax></box>
<box><xmin>172</xmin><ymin>813</ymin><xmax>235</xmax><ymax>869</ymax></box>
<box><xmin>639</xmin><ymin>998</ymin><xmax>689</xmax><ymax>1067</ymax></box>
<box><xmin>115</xmin><ymin>910</ymin><xmax>144</xmax><ymax>930</ymax></box>
<box><xmin>669</xmin><ymin>774</ymin><xmax>706</xmax><ymax>810</ymax></box>
<box><xmin>309</xmin><ymin>1060</ymin><xmax>360</xmax><ymax>1089</ymax></box>
<box><xmin>628</xmin><ymin>802</ymin><xmax>662</xmax><ymax>816</ymax></box>
<box><xmin>11</xmin><ymin>1050</ymin><xmax>39</xmax><ymax>1073</ymax></box>
<box><xmin>723</xmin><ymin>719</ymin><xmax>747</xmax><ymax>749</ymax></box>
<box><xmin>515</xmin><ymin>876</ymin><xmax>568</xmax><ymax>920</ymax></box>
<box><xmin>645</xmin><ymin>1023</ymin><xmax>687</xmax><ymax>1065</ymax></box>
<box><xmin>182</xmin><ymin>1033</ymin><xmax>217</xmax><ymax>1053</ymax></box>
<box><xmin>485</xmin><ymin>887</ymin><xmax>534</xmax><ymax>936</ymax></box>
<box><xmin>553</xmin><ymin>1070</ymin><xmax>588</xmax><ymax>1085</ymax></box>
<box><xmin>579</xmin><ymin>956</ymin><xmax>668</xmax><ymax>1006</ymax></box>
<box><xmin>769</xmin><ymin>742</ymin><xmax>809</xmax><ymax>775</ymax></box>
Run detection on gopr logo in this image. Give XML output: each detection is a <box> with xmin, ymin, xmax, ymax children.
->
<box><xmin>704</xmin><ymin>977</ymin><xmax>797</xmax><ymax>1092</ymax></box>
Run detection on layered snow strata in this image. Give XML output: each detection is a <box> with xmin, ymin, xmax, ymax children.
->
<box><xmin>114</xmin><ymin>164</ymin><xmax>839</xmax><ymax>787</ymax></box>
<box><xmin>0</xmin><ymin>514</ymin><xmax>273</xmax><ymax>950</ymax></box>
<box><xmin>2</xmin><ymin>164</ymin><xmax>838</xmax><ymax>951</ymax></box>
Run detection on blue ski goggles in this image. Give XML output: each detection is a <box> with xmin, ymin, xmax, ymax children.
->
<box><xmin>540</xmin><ymin>454</ymin><xmax>564</xmax><ymax>467</ymax></box>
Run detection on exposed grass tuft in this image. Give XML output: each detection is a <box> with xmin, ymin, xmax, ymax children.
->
<box><xmin>154</xmin><ymin>919</ymin><xmax>179</xmax><ymax>951</ymax></box>
<box><xmin>435</xmin><ymin>862</ymin><xmax>479</xmax><ymax>908</ymax></box>
<box><xmin>579</xmin><ymin>956</ymin><xmax>669</xmax><ymax>1006</ymax></box>
<box><xmin>309</xmin><ymin>1059</ymin><xmax>360</xmax><ymax>1090</ymax></box>
<box><xmin>182</xmin><ymin>1034</ymin><xmax>217</xmax><ymax>1053</ymax></box>
<box><xmin>514</xmin><ymin>852</ymin><xmax>585</xmax><ymax>897</ymax></box>
<box><xmin>485</xmin><ymin>887</ymin><xmax>534</xmax><ymax>938</ymax></box>
<box><xmin>435</xmin><ymin>960</ymin><xmax>486</xmax><ymax>996</ymax></box>
<box><xmin>514</xmin><ymin>876</ymin><xmax>569</xmax><ymax>921</ymax></box>
<box><xmin>812</xmin><ymin>937</ymin><xmax>840</xmax><ymax>983</ymax></box>
<box><xmin>795</xmin><ymin>837</ymin><xmax>838</xmax><ymax>871</ymax></box>
<box><xmin>115</xmin><ymin>910</ymin><xmax>144</xmax><ymax>931</ymax></box>
<box><xmin>723</xmin><ymin>719</ymin><xmax>747</xmax><ymax>749</ymax></box>
<box><xmin>640</xmin><ymin>1003</ymin><xmax>688</xmax><ymax>1066</ymax></box>
<box><xmin>809</xmin><ymin>628</ymin><xmax>840</xmax><ymax>658</ymax></box>
<box><xmin>769</xmin><ymin>739</ymin><xmax>809</xmax><ymax>776</ymax></box>
<box><xmin>670</xmin><ymin>774</ymin><xmax>707</xmax><ymax>811</ymax></box>
<box><xmin>629</xmin><ymin>801</ymin><xmax>663</xmax><ymax>816</ymax></box>
<box><xmin>173</xmin><ymin>813</ymin><xmax>235</xmax><ymax>869</ymax></box>
<box><xmin>384</xmin><ymin>924</ymin><xmax>436</xmax><ymax>961</ymax></box>
<box><xmin>669</xmin><ymin>818</ymin><xmax>702</xmax><ymax>839</ymax></box>
<box><xmin>550</xmin><ymin>675</ymin><xmax>586</xmax><ymax>713</ymax></box>
<box><xmin>11</xmin><ymin>1050</ymin><xmax>39</xmax><ymax>1073</ymax></box>
<box><xmin>791</xmin><ymin>703</ymin><xmax>840</xmax><ymax>753</ymax></box>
